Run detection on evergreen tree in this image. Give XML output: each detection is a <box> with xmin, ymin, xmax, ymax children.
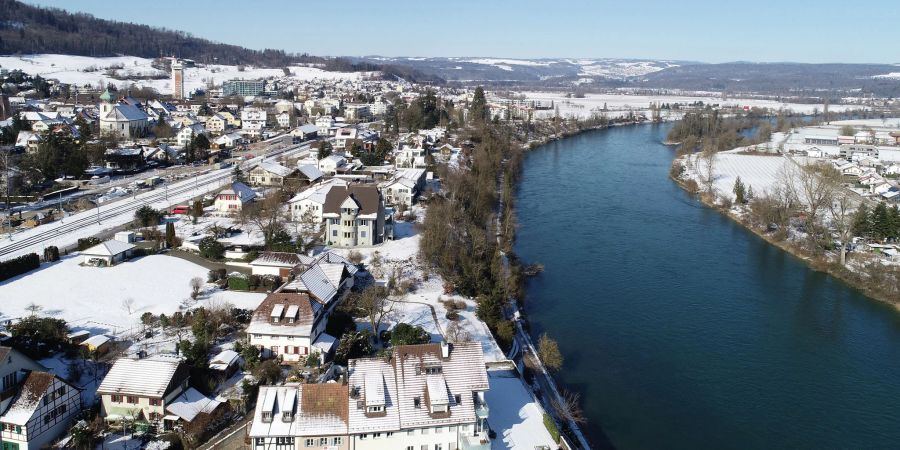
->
<box><xmin>165</xmin><ymin>222</ymin><xmax>176</xmax><ymax>247</ymax></box>
<box><xmin>470</xmin><ymin>86</ymin><xmax>487</xmax><ymax>123</ymax></box>
<box><xmin>852</xmin><ymin>203</ymin><xmax>870</xmax><ymax>238</ymax></box>
<box><xmin>733</xmin><ymin>176</ymin><xmax>746</xmax><ymax>204</ymax></box>
<box><xmin>872</xmin><ymin>202</ymin><xmax>891</xmax><ymax>241</ymax></box>
<box><xmin>317</xmin><ymin>141</ymin><xmax>333</xmax><ymax>160</ymax></box>
<box><xmin>232</xmin><ymin>165</ymin><xmax>246</xmax><ymax>183</ymax></box>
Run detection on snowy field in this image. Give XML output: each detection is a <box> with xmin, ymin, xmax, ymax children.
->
<box><xmin>0</xmin><ymin>54</ymin><xmax>369</xmax><ymax>93</ymax></box>
<box><xmin>685</xmin><ymin>150</ymin><xmax>789</xmax><ymax>200</ymax></box>
<box><xmin>330</xmin><ymin>213</ymin><xmax>506</xmax><ymax>362</ymax></box>
<box><xmin>486</xmin><ymin>370</ymin><xmax>556</xmax><ymax>450</ymax></box>
<box><xmin>0</xmin><ymin>254</ymin><xmax>265</xmax><ymax>336</ymax></box>
<box><xmin>522</xmin><ymin>91</ymin><xmax>856</xmax><ymax>120</ymax></box>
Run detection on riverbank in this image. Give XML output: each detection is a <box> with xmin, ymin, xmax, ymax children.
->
<box><xmin>669</xmin><ymin>160</ymin><xmax>900</xmax><ymax>309</ymax></box>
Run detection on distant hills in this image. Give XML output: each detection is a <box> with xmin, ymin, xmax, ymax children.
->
<box><xmin>0</xmin><ymin>0</ymin><xmax>442</xmax><ymax>83</ymax></box>
<box><xmin>2</xmin><ymin>0</ymin><xmax>897</xmax><ymax>96</ymax></box>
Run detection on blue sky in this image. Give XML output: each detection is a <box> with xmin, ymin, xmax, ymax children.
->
<box><xmin>24</xmin><ymin>0</ymin><xmax>900</xmax><ymax>63</ymax></box>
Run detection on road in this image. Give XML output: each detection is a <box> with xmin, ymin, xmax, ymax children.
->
<box><xmin>0</xmin><ymin>139</ymin><xmax>314</xmax><ymax>260</ymax></box>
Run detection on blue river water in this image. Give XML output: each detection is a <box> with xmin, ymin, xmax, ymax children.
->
<box><xmin>514</xmin><ymin>124</ymin><xmax>900</xmax><ymax>450</ymax></box>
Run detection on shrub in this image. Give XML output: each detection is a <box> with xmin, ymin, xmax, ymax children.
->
<box><xmin>228</xmin><ymin>276</ymin><xmax>250</xmax><ymax>291</ymax></box>
<box><xmin>43</xmin><ymin>246</ymin><xmax>60</xmax><ymax>262</ymax></box>
<box><xmin>198</xmin><ymin>237</ymin><xmax>224</xmax><ymax>260</ymax></box>
<box><xmin>0</xmin><ymin>253</ymin><xmax>40</xmax><ymax>282</ymax></box>
<box><xmin>390</xmin><ymin>323</ymin><xmax>431</xmax><ymax>346</ymax></box>
<box><xmin>77</xmin><ymin>237</ymin><xmax>101</xmax><ymax>251</ymax></box>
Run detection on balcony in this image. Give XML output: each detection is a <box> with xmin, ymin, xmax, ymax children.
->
<box><xmin>475</xmin><ymin>402</ymin><xmax>489</xmax><ymax>419</ymax></box>
<box><xmin>460</xmin><ymin>432</ymin><xmax>491</xmax><ymax>450</ymax></box>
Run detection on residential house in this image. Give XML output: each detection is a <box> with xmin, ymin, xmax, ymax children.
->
<box><xmin>104</xmin><ymin>147</ymin><xmax>145</xmax><ymax>171</ymax></box>
<box><xmin>248</xmin><ymin>342</ymin><xmax>491</xmax><ymax>450</ymax></box>
<box><xmin>98</xmin><ymin>356</ymin><xmax>222</xmax><ymax>430</ymax></box>
<box><xmin>14</xmin><ymin>131</ymin><xmax>40</xmax><ymax>153</ymax></box>
<box><xmin>214</xmin><ymin>182</ymin><xmax>256</xmax><ymax>214</ymax></box>
<box><xmin>176</xmin><ymin>123</ymin><xmax>207</xmax><ymax>147</ymax></box>
<box><xmin>241</xmin><ymin>108</ymin><xmax>268</xmax><ymax>137</ymax></box>
<box><xmin>250</xmin><ymin>252</ymin><xmax>313</xmax><ymax>277</ymax></box>
<box><xmin>249</xmin><ymin>162</ymin><xmax>297</xmax><ymax>188</ymax></box>
<box><xmin>247</xmin><ymin>293</ymin><xmax>327</xmax><ymax>361</ymax></box>
<box><xmin>205</xmin><ymin>114</ymin><xmax>229</xmax><ymax>134</ymax></box>
<box><xmin>276</xmin><ymin>112</ymin><xmax>291</xmax><ymax>129</ymax></box>
<box><xmin>315</xmin><ymin>116</ymin><xmax>336</xmax><ymax>136</ymax></box>
<box><xmin>248</xmin><ymin>383</ymin><xmax>349</xmax><ymax>450</ymax></box>
<box><xmin>214</xmin><ymin>132</ymin><xmax>246</xmax><ymax>149</ymax></box>
<box><xmin>288</xmin><ymin>179</ymin><xmax>347</xmax><ymax>222</ymax></box>
<box><xmin>318</xmin><ymin>155</ymin><xmax>348</xmax><ymax>176</ymax></box>
<box><xmin>291</xmin><ymin>124</ymin><xmax>319</xmax><ymax>141</ymax></box>
<box><xmin>296</xmin><ymin>164</ymin><xmax>324</xmax><ymax>187</ymax></box>
<box><xmin>0</xmin><ymin>369</ymin><xmax>81</xmax><ymax>450</ymax></box>
<box><xmin>394</xmin><ymin>146</ymin><xmax>427</xmax><ymax>169</ymax></box>
<box><xmin>209</xmin><ymin>350</ymin><xmax>243</xmax><ymax>379</ymax></box>
<box><xmin>81</xmin><ymin>238</ymin><xmax>136</xmax><ymax>266</ymax></box>
<box><xmin>323</xmin><ymin>184</ymin><xmax>386</xmax><ymax>247</ymax></box>
<box><xmin>381</xmin><ymin>169</ymin><xmax>426</xmax><ymax>207</ymax></box>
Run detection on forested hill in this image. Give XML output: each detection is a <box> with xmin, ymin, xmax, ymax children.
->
<box><xmin>0</xmin><ymin>0</ymin><xmax>312</xmax><ymax>66</ymax></box>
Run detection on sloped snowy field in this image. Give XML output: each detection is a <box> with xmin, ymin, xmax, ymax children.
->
<box><xmin>0</xmin><ymin>54</ymin><xmax>368</xmax><ymax>93</ymax></box>
<box><xmin>1</xmin><ymin>254</ymin><xmax>265</xmax><ymax>336</ymax></box>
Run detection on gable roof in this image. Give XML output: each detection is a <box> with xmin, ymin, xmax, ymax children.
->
<box><xmin>82</xmin><ymin>239</ymin><xmax>135</xmax><ymax>256</ymax></box>
<box><xmin>97</xmin><ymin>357</ymin><xmax>187</xmax><ymax>398</ymax></box>
<box><xmin>323</xmin><ymin>184</ymin><xmax>381</xmax><ymax>216</ymax></box>
<box><xmin>0</xmin><ymin>371</ymin><xmax>59</xmax><ymax>425</ymax></box>
<box><xmin>165</xmin><ymin>387</ymin><xmax>223</xmax><ymax>422</ymax></box>
<box><xmin>255</xmin><ymin>161</ymin><xmax>294</xmax><ymax>177</ymax></box>
<box><xmin>297</xmin><ymin>164</ymin><xmax>323</xmax><ymax>181</ymax></box>
<box><xmin>246</xmin><ymin>293</ymin><xmax>316</xmax><ymax>337</ymax></box>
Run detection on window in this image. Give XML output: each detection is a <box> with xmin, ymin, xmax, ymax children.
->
<box><xmin>305</xmin><ymin>438</ymin><xmax>314</xmax><ymax>447</ymax></box>
<box><xmin>421</xmin><ymin>446</ymin><xmax>428</xmax><ymax>450</ymax></box>
<box><xmin>436</xmin><ymin>426</ymin><xmax>443</xmax><ymax>433</ymax></box>
<box><xmin>2</xmin><ymin>373</ymin><xmax>15</xmax><ymax>390</ymax></box>
<box><xmin>373</xmin><ymin>433</ymin><xmax>381</xmax><ymax>439</ymax></box>
<box><xmin>435</xmin><ymin>445</ymin><xmax>443</xmax><ymax>450</ymax></box>
<box><xmin>261</xmin><ymin>411</ymin><xmax>272</xmax><ymax>422</ymax></box>
<box><xmin>332</xmin><ymin>437</ymin><xmax>343</xmax><ymax>445</ymax></box>
<box><xmin>386</xmin><ymin>432</ymin><xmax>394</xmax><ymax>438</ymax></box>
<box><xmin>150</xmin><ymin>398</ymin><xmax>162</xmax><ymax>406</ymax></box>
<box><xmin>15</xmin><ymin>425</ymin><xmax>21</xmax><ymax>434</ymax></box>
<box><xmin>421</xmin><ymin>427</ymin><xmax>429</xmax><ymax>435</ymax></box>
<box><xmin>256</xmin><ymin>438</ymin><xmax>265</xmax><ymax>447</ymax></box>
<box><xmin>367</xmin><ymin>405</ymin><xmax>382</xmax><ymax>413</ymax></box>
<box><xmin>111</xmin><ymin>395</ymin><xmax>123</xmax><ymax>403</ymax></box>
<box><xmin>407</xmin><ymin>447</ymin><xmax>415</xmax><ymax>450</ymax></box>
<box><xmin>318</xmin><ymin>437</ymin><xmax>328</xmax><ymax>445</ymax></box>
<box><xmin>332</xmin><ymin>230</ymin><xmax>338</xmax><ymax>237</ymax></box>
<box><xmin>455</xmin><ymin>394</ymin><xmax>462</xmax><ymax>404</ymax></box>
<box><xmin>407</xmin><ymin>430</ymin><xmax>415</xmax><ymax>436</ymax></box>
<box><xmin>360</xmin><ymin>231</ymin><xmax>367</xmax><ymax>238</ymax></box>
<box><xmin>360</xmin><ymin>434</ymin><xmax>368</xmax><ymax>440</ymax></box>
<box><xmin>449</xmin><ymin>426</ymin><xmax>457</xmax><ymax>432</ymax></box>
<box><xmin>414</xmin><ymin>397</ymin><xmax>421</xmax><ymax>408</ymax></box>
<box><xmin>126</xmin><ymin>396</ymin><xmax>138</xmax><ymax>404</ymax></box>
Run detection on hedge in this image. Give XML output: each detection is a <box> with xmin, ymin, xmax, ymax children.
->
<box><xmin>228</xmin><ymin>276</ymin><xmax>250</xmax><ymax>291</ymax></box>
<box><xmin>77</xmin><ymin>237</ymin><xmax>101</xmax><ymax>251</ymax></box>
<box><xmin>0</xmin><ymin>253</ymin><xmax>40</xmax><ymax>282</ymax></box>
<box><xmin>543</xmin><ymin>413</ymin><xmax>560</xmax><ymax>443</ymax></box>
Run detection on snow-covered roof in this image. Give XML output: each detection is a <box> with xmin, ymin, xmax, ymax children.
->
<box><xmin>82</xmin><ymin>239</ymin><xmax>135</xmax><ymax>257</ymax></box>
<box><xmin>218</xmin><ymin>181</ymin><xmax>256</xmax><ymax>203</ymax></box>
<box><xmin>209</xmin><ymin>350</ymin><xmax>241</xmax><ymax>371</ymax></box>
<box><xmin>297</xmin><ymin>164</ymin><xmax>323</xmax><ymax>181</ymax></box>
<box><xmin>81</xmin><ymin>334</ymin><xmax>111</xmax><ymax>347</ymax></box>
<box><xmin>255</xmin><ymin>161</ymin><xmax>294</xmax><ymax>177</ymax></box>
<box><xmin>297</xmin><ymin>124</ymin><xmax>319</xmax><ymax>134</ymax></box>
<box><xmin>347</xmin><ymin>358</ymin><xmax>400</xmax><ymax>433</ymax></box>
<box><xmin>165</xmin><ymin>387</ymin><xmax>223</xmax><ymax>422</ymax></box>
<box><xmin>250</xmin><ymin>252</ymin><xmax>311</xmax><ymax>268</ymax></box>
<box><xmin>97</xmin><ymin>358</ymin><xmax>185</xmax><ymax>398</ymax></box>
<box><xmin>312</xmin><ymin>333</ymin><xmax>337</xmax><ymax>354</ymax></box>
<box><xmin>0</xmin><ymin>372</ymin><xmax>58</xmax><ymax>425</ymax></box>
<box><xmin>104</xmin><ymin>103</ymin><xmax>148</xmax><ymax>122</ymax></box>
<box><xmin>246</xmin><ymin>293</ymin><xmax>316</xmax><ymax>338</ymax></box>
<box><xmin>249</xmin><ymin>384</ymin><xmax>349</xmax><ymax>438</ymax></box>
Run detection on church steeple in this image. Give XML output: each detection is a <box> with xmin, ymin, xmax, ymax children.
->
<box><xmin>99</xmin><ymin>88</ymin><xmax>115</xmax><ymax>115</ymax></box>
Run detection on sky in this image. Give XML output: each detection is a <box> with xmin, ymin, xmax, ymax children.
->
<box><xmin>23</xmin><ymin>0</ymin><xmax>900</xmax><ymax>64</ymax></box>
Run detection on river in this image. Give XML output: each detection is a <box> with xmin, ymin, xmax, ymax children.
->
<box><xmin>514</xmin><ymin>124</ymin><xmax>900</xmax><ymax>450</ymax></box>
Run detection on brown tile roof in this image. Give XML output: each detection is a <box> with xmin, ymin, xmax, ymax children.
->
<box><xmin>301</xmin><ymin>383</ymin><xmax>349</xmax><ymax>423</ymax></box>
<box><xmin>323</xmin><ymin>184</ymin><xmax>381</xmax><ymax>215</ymax></box>
<box><xmin>251</xmin><ymin>293</ymin><xmax>315</xmax><ymax>328</ymax></box>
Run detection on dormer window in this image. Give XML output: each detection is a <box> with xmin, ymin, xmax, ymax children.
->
<box><xmin>367</xmin><ymin>405</ymin><xmax>383</xmax><ymax>413</ymax></box>
<box><xmin>414</xmin><ymin>397</ymin><xmax>421</xmax><ymax>408</ymax></box>
<box><xmin>261</xmin><ymin>411</ymin><xmax>272</xmax><ymax>423</ymax></box>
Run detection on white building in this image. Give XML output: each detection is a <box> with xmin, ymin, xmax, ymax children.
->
<box><xmin>241</xmin><ymin>108</ymin><xmax>268</xmax><ymax>137</ymax></box>
<box><xmin>0</xmin><ymin>370</ymin><xmax>82</xmax><ymax>450</ymax></box>
<box><xmin>247</xmin><ymin>293</ymin><xmax>329</xmax><ymax>361</ymax></box>
<box><xmin>323</xmin><ymin>184</ymin><xmax>386</xmax><ymax>247</ymax></box>
<box><xmin>214</xmin><ymin>182</ymin><xmax>256</xmax><ymax>214</ymax></box>
<box><xmin>318</xmin><ymin>155</ymin><xmax>347</xmax><ymax>176</ymax></box>
<box><xmin>98</xmin><ymin>90</ymin><xmax>149</xmax><ymax>139</ymax></box>
<box><xmin>288</xmin><ymin>179</ymin><xmax>347</xmax><ymax>222</ymax></box>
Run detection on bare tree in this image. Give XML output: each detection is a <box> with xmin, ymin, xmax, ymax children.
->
<box><xmin>121</xmin><ymin>298</ymin><xmax>135</xmax><ymax>316</ymax></box>
<box><xmin>246</xmin><ymin>192</ymin><xmax>289</xmax><ymax>248</ymax></box>
<box><xmin>190</xmin><ymin>277</ymin><xmax>204</xmax><ymax>299</ymax></box>
<box><xmin>444</xmin><ymin>320</ymin><xmax>471</xmax><ymax>343</ymax></box>
<box><xmin>295</xmin><ymin>208</ymin><xmax>323</xmax><ymax>253</ymax></box>
<box><xmin>350</xmin><ymin>286</ymin><xmax>394</xmax><ymax>343</ymax></box>
<box><xmin>552</xmin><ymin>389</ymin><xmax>587</xmax><ymax>424</ymax></box>
<box><xmin>699</xmin><ymin>147</ymin><xmax>717</xmax><ymax>197</ymax></box>
<box><xmin>784</xmin><ymin>161</ymin><xmax>840</xmax><ymax>253</ymax></box>
<box><xmin>829</xmin><ymin>190</ymin><xmax>855</xmax><ymax>266</ymax></box>
<box><xmin>25</xmin><ymin>302</ymin><xmax>43</xmax><ymax>316</ymax></box>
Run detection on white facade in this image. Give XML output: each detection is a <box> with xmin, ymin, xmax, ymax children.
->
<box><xmin>242</xmin><ymin>108</ymin><xmax>268</xmax><ymax>137</ymax></box>
<box><xmin>0</xmin><ymin>374</ymin><xmax>82</xmax><ymax>450</ymax></box>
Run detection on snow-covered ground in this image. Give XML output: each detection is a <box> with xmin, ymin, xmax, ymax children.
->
<box><xmin>0</xmin><ymin>54</ymin><xmax>369</xmax><ymax>94</ymax></box>
<box><xmin>329</xmin><ymin>210</ymin><xmax>506</xmax><ymax>362</ymax></box>
<box><xmin>521</xmin><ymin>91</ymin><xmax>857</xmax><ymax>120</ymax></box>
<box><xmin>684</xmin><ymin>150</ymin><xmax>800</xmax><ymax>201</ymax></box>
<box><xmin>1</xmin><ymin>254</ymin><xmax>265</xmax><ymax>336</ymax></box>
<box><xmin>486</xmin><ymin>370</ymin><xmax>556</xmax><ymax>450</ymax></box>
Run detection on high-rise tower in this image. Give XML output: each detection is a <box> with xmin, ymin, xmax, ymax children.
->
<box><xmin>172</xmin><ymin>58</ymin><xmax>184</xmax><ymax>100</ymax></box>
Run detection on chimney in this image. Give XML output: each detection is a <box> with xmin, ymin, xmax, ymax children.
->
<box><xmin>440</xmin><ymin>341</ymin><xmax>450</xmax><ymax>359</ymax></box>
